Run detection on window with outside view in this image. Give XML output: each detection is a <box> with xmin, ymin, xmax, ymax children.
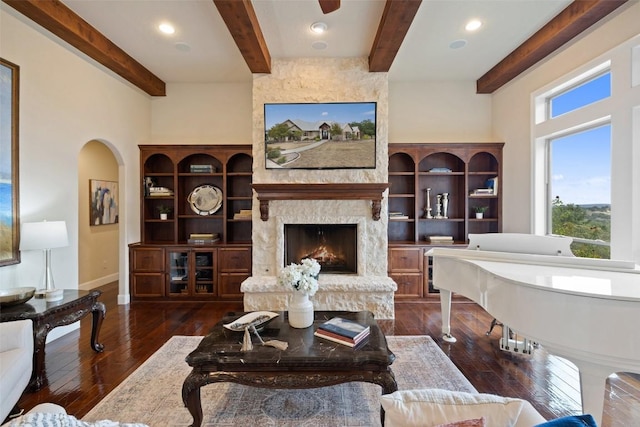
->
<box><xmin>549</xmin><ymin>125</ymin><xmax>611</xmax><ymax>258</ymax></box>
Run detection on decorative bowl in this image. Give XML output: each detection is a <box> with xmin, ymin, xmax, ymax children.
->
<box><xmin>0</xmin><ymin>287</ymin><xmax>36</xmax><ymax>307</ymax></box>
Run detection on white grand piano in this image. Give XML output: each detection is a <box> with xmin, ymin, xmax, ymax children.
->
<box><xmin>427</xmin><ymin>234</ymin><xmax>640</xmax><ymax>425</ymax></box>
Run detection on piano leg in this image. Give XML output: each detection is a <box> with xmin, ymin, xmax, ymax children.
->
<box><xmin>573</xmin><ymin>359</ymin><xmax>614</xmax><ymax>427</ymax></box>
<box><xmin>439</xmin><ymin>289</ymin><xmax>457</xmax><ymax>343</ymax></box>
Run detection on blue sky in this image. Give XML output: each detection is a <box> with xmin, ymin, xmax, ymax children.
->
<box><xmin>550</xmin><ymin>73</ymin><xmax>611</xmax><ymax>206</ymax></box>
<box><xmin>264</xmin><ymin>102</ymin><xmax>376</xmax><ymax>129</ymax></box>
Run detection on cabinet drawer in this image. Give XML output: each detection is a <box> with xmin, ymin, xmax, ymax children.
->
<box><xmin>390</xmin><ymin>273</ymin><xmax>423</xmax><ymax>299</ymax></box>
<box><xmin>131</xmin><ymin>247</ymin><xmax>164</xmax><ymax>272</ymax></box>
<box><xmin>218</xmin><ymin>273</ymin><xmax>249</xmax><ymax>299</ymax></box>
<box><xmin>389</xmin><ymin>247</ymin><xmax>423</xmax><ymax>272</ymax></box>
<box><xmin>218</xmin><ymin>247</ymin><xmax>251</xmax><ymax>272</ymax></box>
<box><xmin>132</xmin><ymin>273</ymin><xmax>165</xmax><ymax>297</ymax></box>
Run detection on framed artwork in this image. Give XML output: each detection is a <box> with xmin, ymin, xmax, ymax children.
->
<box><xmin>0</xmin><ymin>58</ymin><xmax>20</xmax><ymax>266</ymax></box>
<box><xmin>264</xmin><ymin>102</ymin><xmax>377</xmax><ymax>169</ymax></box>
<box><xmin>90</xmin><ymin>179</ymin><xmax>119</xmax><ymax>225</ymax></box>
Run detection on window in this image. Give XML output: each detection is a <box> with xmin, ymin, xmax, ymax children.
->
<box><xmin>534</xmin><ymin>65</ymin><xmax>612</xmax><ymax>258</ymax></box>
<box><xmin>549</xmin><ymin>72</ymin><xmax>610</xmax><ymax>118</ymax></box>
<box><xmin>533</xmin><ymin>34</ymin><xmax>640</xmax><ymax>262</ymax></box>
<box><xmin>548</xmin><ymin>125</ymin><xmax>611</xmax><ymax>258</ymax></box>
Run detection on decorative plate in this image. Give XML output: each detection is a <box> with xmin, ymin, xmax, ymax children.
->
<box><xmin>187</xmin><ymin>184</ymin><xmax>222</xmax><ymax>216</ymax></box>
<box><xmin>223</xmin><ymin>311</ymin><xmax>279</xmax><ymax>332</ymax></box>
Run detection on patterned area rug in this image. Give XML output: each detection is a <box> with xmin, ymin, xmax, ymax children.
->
<box><xmin>84</xmin><ymin>335</ymin><xmax>475</xmax><ymax>427</ymax></box>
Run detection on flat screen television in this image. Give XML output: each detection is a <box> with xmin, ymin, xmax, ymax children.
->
<box><xmin>264</xmin><ymin>102</ymin><xmax>376</xmax><ymax>169</ymax></box>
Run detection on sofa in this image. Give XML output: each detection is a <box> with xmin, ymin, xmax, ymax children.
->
<box><xmin>0</xmin><ymin>320</ymin><xmax>33</xmax><ymax>423</ymax></box>
<box><xmin>380</xmin><ymin>389</ymin><xmax>598</xmax><ymax>427</ymax></box>
<box><xmin>380</xmin><ymin>389</ymin><xmax>547</xmax><ymax>427</ymax></box>
<box><xmin>2</xmin><ymin>403</ymin><xmax>148</xmax><ymax>427</ymax></box>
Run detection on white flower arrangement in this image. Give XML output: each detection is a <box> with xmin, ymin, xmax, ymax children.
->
<box><xmin>278</xmin><ymin>258</ymin><xmax>321</xmax><ymax>296</ymax></box>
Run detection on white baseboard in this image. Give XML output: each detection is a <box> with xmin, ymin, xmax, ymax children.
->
<box><xmin>79</xmin><ymin>273</ymin><xmax>119</xmax><ymax>290</ymax></box>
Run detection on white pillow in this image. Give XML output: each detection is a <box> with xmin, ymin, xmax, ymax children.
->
<box><xmin>380</xmin><ymin>389</ymin><xmax>526</xmax><ymax>427</ymax></box>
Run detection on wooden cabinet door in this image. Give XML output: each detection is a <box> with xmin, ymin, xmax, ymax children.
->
<box><xmin>218</xmin><ymin>273</ymin><xmax>248</xmax><ymax>299</ymax></box>
<box><xmin>218</xmin><ymin>247</ymin><xmax>251</xmax><ymax>272</ymax></box>
<box><xmin>131</xmin><ymin>247</ymin><xmax>164</xmax><ymax>271</ymax></box>
<box><xmin>131</xmin><ymin>273</ymin><xmax>165</xmax><ymax>297</ymax></box>
<box><xmin>390</xmin><ymin>273</ymin><xmax>423</xmax><ymax>299</ymax></box>
<box><xmin>389</xmin><ymin>247</ymin><xmax>423</xmax><ymax>272</ymax></box>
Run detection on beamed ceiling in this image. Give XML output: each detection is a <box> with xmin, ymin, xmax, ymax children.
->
<box><xmin>1</xmin><ymin>0</ymin><xmax>630</xmax><ymax>97</ymax></box>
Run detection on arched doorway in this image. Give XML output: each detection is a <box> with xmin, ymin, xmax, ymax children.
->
<box><xmin>78</xmin><ymin>140</ymin><xmax>120</xmax><ymax>290</ymax></box>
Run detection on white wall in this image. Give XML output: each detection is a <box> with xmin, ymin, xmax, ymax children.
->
<box><xmin>389</xmin><ymin>80</ymin><xmax>493</xmax><ymax>143</ymax></box>
<box><xmin>492</xmin><ymin>1</ymin><xmax>640</xmax><ymax>262</ymax></box>
<box><xmin>0</xmin><ymin>8</ymin><xmax>150</xmax><ymax>312</ymax></box>
<box><xmin>151</xmin><ymin>82</ymin><xmax>252</xmax><ymax>145</ymax></box>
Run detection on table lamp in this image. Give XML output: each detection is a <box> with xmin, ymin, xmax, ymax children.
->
<box><xmin>20</xmin><ymin>220</ymin><xmax>69</xmax><ymax>302</ymax></box>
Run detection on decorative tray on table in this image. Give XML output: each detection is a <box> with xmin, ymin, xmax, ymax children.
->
<box><xmin>223</xmin><ymin>311</ymin><xmax>279</xmax><ymax>332</ymax></box>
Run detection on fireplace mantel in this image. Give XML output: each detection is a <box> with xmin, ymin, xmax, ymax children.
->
<box><xmin>252</xmin><ymin>183</ymin><xmax>389</xmax><ymax>221</ymax></box>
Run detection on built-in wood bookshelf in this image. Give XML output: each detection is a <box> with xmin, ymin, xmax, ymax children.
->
<box><xmin>129</xmin><ymin>145</ymin><xmax>252</xmax><ymax>301</ymax></box>
<box><xmin>388</xmin><ymin>143</ymin><xmax>503</xmax><ymax>299</ymax></box>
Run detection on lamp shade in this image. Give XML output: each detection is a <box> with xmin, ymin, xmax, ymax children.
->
<box><xmin>20</xmin><ymin>221</ymin><xmax>69</xmax><ymax>251</ymax></box>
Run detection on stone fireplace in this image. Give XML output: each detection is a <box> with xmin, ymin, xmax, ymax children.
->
<box><xmin>285</xmin><ymin>223</ymin><xmax>357</xmax><ymax>274</ymax></box>
<box><xmin>241</xmin><ymin>58</ymin><xmax>397</xmax><ymax>319</ymax></box>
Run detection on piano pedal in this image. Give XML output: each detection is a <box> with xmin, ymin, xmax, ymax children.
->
<box><xmin>486</xmin><ymin>318</ymin><xmax>503</xmax><ymax>336</ymax></box>
<box><xmin>500</xmin><ymin>337</ymin><xmax>534</xmax><ymax>355</ymax></box>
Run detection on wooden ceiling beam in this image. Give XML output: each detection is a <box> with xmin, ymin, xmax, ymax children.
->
<box><xmin>477</xmin><ymin>0</ymin><xmax>628</xmax><ymax>94</ymax></box>
<box><xmin>213</xmin><ymin>0</ymin><xmax>271</xmax><ymax>74</ymax></box>
<box><xmin>369</xmin><ymin>0</ymin><xmax>422</xmax><ymax>72</ymax></box>
<box><xmin>2</xmin><ymin>0</ymin><xmax>166</xmax><ymax>96</ymax></box>
<box><xmin>319</xmin><ymin>0</ymin><xmax>341</xmax><ymax>14</ymax></box>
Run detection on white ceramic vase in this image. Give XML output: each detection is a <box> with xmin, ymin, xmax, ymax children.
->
<box><xmin>288</xmin><ymin>292</ymin><xmax>314</xmax><ymax>328</ymax></box>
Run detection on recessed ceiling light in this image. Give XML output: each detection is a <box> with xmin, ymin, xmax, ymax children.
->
<box><xmin>312</xmin><ymin>40</ymin><xmax>328</xmax><ymax>50</ymax></box>
<box><xmin>449</xmin><ymin>39</ymin><xmax>467</xmax><ymax>50</ymax></box>
<box><xmin>465</xmin><ymin>19</ymin><xmax>482</xmax><ymax>32</ymax></box>
<box><xmin>158</xmin><ymin>23</ymin><xmax>175</xmax><ymax>35</ymax></box>
<box><xmin>310</xmin><ymin>22</ymin><xmax>328</xmax><ymax>34</ymax></box>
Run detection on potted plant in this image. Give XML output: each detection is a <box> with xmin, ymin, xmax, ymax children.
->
<box><xmin>157</xmin><ymin>205</ymin><xmax>172</xmax><ymax>220</ymax></box>
<box><xmin>474</xmin><ymin>206</ymin><xmax>488</xmax><ymax>219</ymax></box>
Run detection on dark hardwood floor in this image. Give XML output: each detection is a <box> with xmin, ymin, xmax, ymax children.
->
<box><xmin>16</xmin><ymin>282</ymin><xmax>640</xmax><ymax>426</ymax></box>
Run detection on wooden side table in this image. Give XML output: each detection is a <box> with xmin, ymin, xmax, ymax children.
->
<box><xmin>0</xmin><ymin>289</ymin><xmax>105</xmax><ymax>391</ymax></box>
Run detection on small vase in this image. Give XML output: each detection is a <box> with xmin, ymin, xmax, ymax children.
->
<box><xmin>475</xmin><ymin>212</ymin><xmax>484</xmax><ymax>219</ymax></box>
<box><xmin>288</xmin><ymin>292</ymin><xmax>314</xmax><ymax>328</ymax></box>
<box><xmin>160</xmin><ymin>213</ymin><xmax>168</xmax><ymax>220</ymax></box>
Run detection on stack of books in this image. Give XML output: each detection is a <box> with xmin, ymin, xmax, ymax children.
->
<box><xmin>427</xmin><ymin>235</ymin><xmax>454</xmax><ymax>244</ymax></box>
<box><xmin>314</xmin><ymin>317</ymin><xmax>370</xmax><ymax>347</ymax></box>
<box><xmin>470</xmin><ymin>188</ymin><xmax>494</xmax><ymax>196</ymax></box>
<box><xmin>148</xmin><ymin>186</ymin><xmax>174</xmax><ymax>196</ymax></box>
<box><xmin>188</xmin><ymin>233</ymin><xmax>220</xmax><ymax>244</ymax></box>
<box><xmin>233</xmin><ymin>209</ymin><xmax>252</xmax><ymax>220</ymax></box>
<box><xmin>389</xmin><ymin>211</ymin><xmax>409</xmax><ymax>220</ymax></box>
<box><xmin>190</xmin><ymin>164</ymin><xmax>215</xmax><ymax>173</ymax></box>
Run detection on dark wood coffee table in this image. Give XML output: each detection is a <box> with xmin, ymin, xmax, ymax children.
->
<box><xmin>182</xmin><ymin>310</ymin><xmax>397</xmax><ymax>427</ymax></box>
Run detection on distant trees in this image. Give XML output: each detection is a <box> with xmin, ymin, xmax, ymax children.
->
<box><xmin>330</xmin><ymin>123</ymin><xmax>343</xmax><ymax>139</ymax></box>
<box><xmin>551</xmin><ymin>197</ymin><xmax>610</xmax><ymax>258</ymax></box>
<box><xmin>349</xmin><ymin>119</ymin><xmax>375</xmax><ymax>138</ymax></box>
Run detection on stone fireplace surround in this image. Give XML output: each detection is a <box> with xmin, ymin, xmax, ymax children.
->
<box><xmin>242</xmin><ymin>183</ymin><xmax>397</xmax><ymax>319</ymax></box>
<box><xmin>242</xmin><ymin>57</ymin><xmax>396</xmax><ymax>318</ymax></box>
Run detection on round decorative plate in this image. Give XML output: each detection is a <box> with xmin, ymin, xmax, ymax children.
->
<box><xmin>187</xmin><ymin>184</ymin><xmax>222</xmax><ymax>216</ymax></box>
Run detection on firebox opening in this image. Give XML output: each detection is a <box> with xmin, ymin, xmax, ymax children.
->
<box><xmin>284</xmin><ymin>224</ymin><xmax>357</xmax><ymax>274</ymax></box>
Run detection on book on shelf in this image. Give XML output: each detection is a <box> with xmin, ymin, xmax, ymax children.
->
<box><xmin>427</xmin><ymin>235</ymin><xmax>454</xmax><ymax>244</ymax></box>
<box><xmin>470</xmin><ymin>188</ymin><xmax>494</xmax><ymax>196</ymax></box>
<box><xmin>187</xmin><ymin>238</ymin><xmax>220</xmax><ymax>245</ymax></box>
<box><xmin>389</xmin><ymin>212</ymin><xmax>409</xmax><ymax>219</ymax></box>
<box><xmin>233</xmin><ymin>209</ymin><xmax>252</xmax><ymax>219</ymax></box>
<box><xmin>189</xmin><ymin>233</ymin><xmax>218</xmax><ymax>239</ymax></box>
<box><xmin>486</xmin><ymin>176</ymin><xmax>498</xmax><ymax>195</ymax></box>
<box><xmin>314</xmin><ymin>328</ymin><xmax>370</xmax><ymax>347</ymax></box>
<box><xmin>316</xmin><ymin>317</ymin><xmax>370</xmax><ymax>341</ymax></box>
<box><xmin>189</xmin><ymin>164</ymin><xmax>215</xmax><ymax>173</ymax></box>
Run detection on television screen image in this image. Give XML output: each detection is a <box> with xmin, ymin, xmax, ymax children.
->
<box><xmin>264</xmin><ymin>102</ymin><xmax>376</xmax><ymax>169</ymax></box>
